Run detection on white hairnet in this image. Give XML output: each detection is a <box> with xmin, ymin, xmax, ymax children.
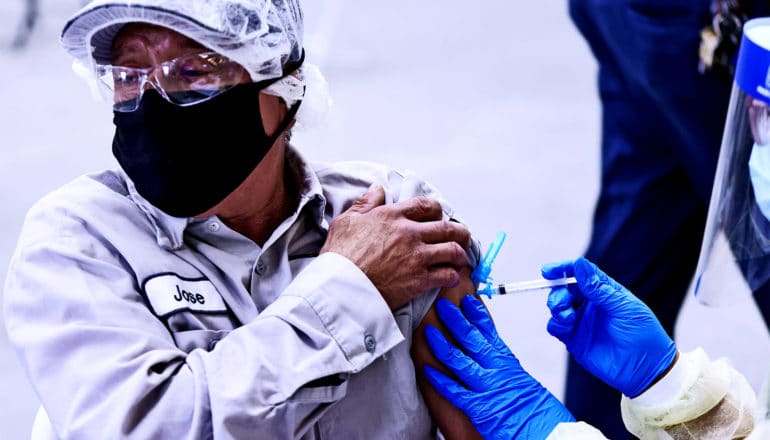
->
<box><xmin>60</xmin><ymin>0</ymin><xmax>304</xmax><ymax>83</ymax></box>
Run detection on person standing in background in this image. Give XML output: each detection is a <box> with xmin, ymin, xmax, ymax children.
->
<box><xmin>566</xmin><ymin>0</ymin><xmax>770</xmax><ymax>437</ymax></box>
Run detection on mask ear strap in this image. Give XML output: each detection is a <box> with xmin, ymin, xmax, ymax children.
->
<box><xmin>268</xmin><ymin>99</ymin><xmax>302</xmax><ymax>145</ymax></box>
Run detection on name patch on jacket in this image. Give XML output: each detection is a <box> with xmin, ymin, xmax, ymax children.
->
<box><xmin>143</xmin><ymin>274</ymin><xmax>227</xmax><ymax>317</ymax></box>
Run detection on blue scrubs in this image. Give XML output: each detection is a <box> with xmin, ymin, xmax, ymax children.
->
<box><xmin>566</xmin><ymin>1</ymin><xmax>770</xmax><ymax>437</ymax></box>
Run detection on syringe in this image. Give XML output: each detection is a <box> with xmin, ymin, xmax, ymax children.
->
<box><xmin>471</xmin><ymin>231</ymin><xmax>578</xmax><ymax>298</ymax></box>
<box><xmin>477</xmin><ymin>277</ymin><xmax>577</xmax><ymax>297</ymax></box>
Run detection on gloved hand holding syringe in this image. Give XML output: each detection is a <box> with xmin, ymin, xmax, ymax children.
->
<box><xmin>472</xmin><ymin>232</ymin><xmax>576</xmax><ymax>298</ymax></box>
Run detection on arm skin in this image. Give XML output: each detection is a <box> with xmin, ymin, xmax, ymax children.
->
<box><xmin>412</xmin><ymin>266</ymin><xmax>484</xmax><ymax>439</ymax></box>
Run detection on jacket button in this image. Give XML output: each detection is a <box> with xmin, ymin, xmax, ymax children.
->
<box><xmin>364</xmin><ymin>335</ymin><xmax>376</xmax><ymax>353</ymax></box>
<box><xmin>255</xmin><ymin>260</ymin><xmax>267</xmax><ymax>275</ymax></box>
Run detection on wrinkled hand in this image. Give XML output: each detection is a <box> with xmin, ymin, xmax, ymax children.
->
<box><xmin>425</xmin><ymin>296</ymin><xmax>574</xmax><ymax>440</ymax></box>
<box><xmin>542</xmin><ymin>257</ymin><xmax>677</xmax><ymax>397</ymax></box>
<box><xmin>321</xmin><ymin>184</ymin><xmax>471</xmax><ymax>310</ymax></box>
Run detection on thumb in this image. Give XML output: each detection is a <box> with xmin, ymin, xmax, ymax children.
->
<box><xmin>347</xmin><ymin>183</ymin><xmax>386</xmax><ymax>214</ymax></box>
<box><xmin>574</xmin><ymin>257</ymin><xmax>628</xmax><ymax>308</ymax></box>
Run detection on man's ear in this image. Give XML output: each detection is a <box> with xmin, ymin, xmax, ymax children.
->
<box><xmin>258</xmin><ymin>92</ymin><xmax>289</xmax><ymax>137</ymax></box>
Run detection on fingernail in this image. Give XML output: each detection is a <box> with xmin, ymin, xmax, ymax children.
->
<box><xmin>435</xmin><ymin>300</ymin><xmax>452</xmax><ymax>323</ymax></box>
<box><xmin>575</xmin><ymin>258</ymin><xmax>597</xmax><ymax>286</ymax></box>
<box><xmin>425</xmin><ymin>325</ymin><xmax>448</xmax><ymax>350</ymax></box>
<box><xmin>436</xmin><ymin>298</ymin><xmax>452</xmax><ymax>314</ymax></box>
<box><xmin>462</xmin><ymin>294</ymin><xmax>479</xmax><ymax>309</ymax></box>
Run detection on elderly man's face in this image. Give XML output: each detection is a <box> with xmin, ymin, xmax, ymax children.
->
<box><xmin>109</xmin><ymin>23</ymin><xmax>288</xmax><ymax>135</ymax></box>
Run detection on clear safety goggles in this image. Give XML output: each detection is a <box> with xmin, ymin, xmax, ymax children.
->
<box><xmin>96</xmin><ymin>51</ymin><xmax>289</xmax><ymax>112</ymax></box>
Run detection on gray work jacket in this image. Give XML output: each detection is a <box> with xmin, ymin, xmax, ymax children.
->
<box><xmin>4</xmin><ymin>147</ymin><xmax>478</xmax><ymax>439</ymax></box>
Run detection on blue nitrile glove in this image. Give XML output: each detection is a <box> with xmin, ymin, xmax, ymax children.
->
<box><xmin>542</xmin><ymin>257</ymin><xmax>677</xmax><ymax>398</ymax></box>
<box><xmin>424</xmin><ymin>296</ymin><xmax>575</xmax><ymax>440</ymax></box>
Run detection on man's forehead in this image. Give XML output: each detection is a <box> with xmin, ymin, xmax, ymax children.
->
<box><xmin>112</xmin><ymin>23</ymin><xmax>205</xmax><ymax>56</ymax></box>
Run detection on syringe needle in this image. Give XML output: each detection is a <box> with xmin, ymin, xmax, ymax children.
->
<box><xmin>478</xmin><ymin>277</ymin><xmax>577</xmax><ymax>297</ymax></box>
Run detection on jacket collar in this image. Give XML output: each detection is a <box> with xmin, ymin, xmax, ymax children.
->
<box><xmin>124</xmin><ymin>145</ymin><xmax>327</xmax><ymax>250</ymax></box>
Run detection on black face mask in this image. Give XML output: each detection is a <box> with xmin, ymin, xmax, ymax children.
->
<box><xmin>112</xmin><ymin>83</ymin><xmax>300</xmax><ymax>218</ymax></box>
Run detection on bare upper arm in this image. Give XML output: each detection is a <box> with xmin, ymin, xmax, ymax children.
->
<box><xmin>411</xmin><ymin>266</ymin><xmax>484</xmax><ymax>440</ymax></box>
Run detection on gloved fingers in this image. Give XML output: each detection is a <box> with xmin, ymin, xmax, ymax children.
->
<box><xmin>425</xmin><ymin>325</ymin><xmax>481</xmax><ymax>374</ymax></box>
<box><xmin>459</xmin><ymin>295</ymin><xmax>510</xmax><ymax>354</ymax></box>
<box><xmin>435</xmin><ymin>299</ymin><xmax>502</xmax><ymax>364</ymax></box>
<box><xmin>459</xmin><ymin>295</ymin><xmax>493</xmax><ymax>333</ymax></box>
<box><xmin>543</xmin><ymin>259</ymin><xmax>584</xmax><ymax>304</ymax></box>
<box><xmin>425</xmin><ymin>327</ymin><xmax>495</xmax><ymax>392</ymax></box>
<box><xmin>541</xmin><ymin>260</ymin><xmax>575</xmax><ymax>279</ymax></box>
<box><xmin>546</xmin><ymin>316</ymin><xmax>573</xmax><ymax>342</ymax></box>
<box><xmin>546</xmin><ymin>287</ymin><xmax>577</xmax><ymax>326</ymax></box>
<box><xmin>424</xmin><ymin>369</ymin><xmax>530</xmax><ymax>430</ymax></box>
<box><xmin>573</xmin><ymin>257</ymin><xmax>634</xmax><ymax>310</ymax></box>
<box><xmin>423</xmin><ymin>365</ymin><xmax>476</xmax><ymax>413</ymax></box>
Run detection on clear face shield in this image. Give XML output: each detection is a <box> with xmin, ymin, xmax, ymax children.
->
<box><xmin>694</xmin><ymin>18</ymin><xmax>770</xmax><ymax>306</ymax></box>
